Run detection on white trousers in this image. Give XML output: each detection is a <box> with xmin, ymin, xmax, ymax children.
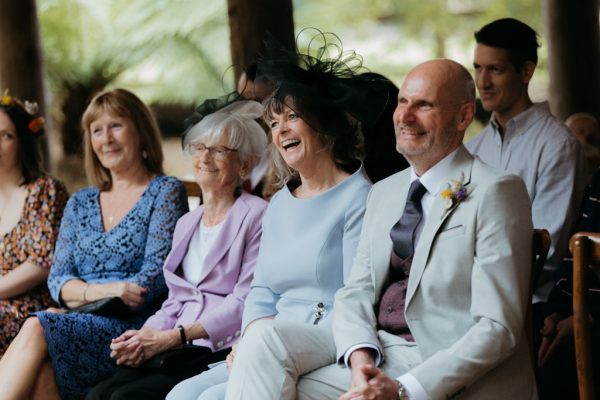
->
<box><xmin>224</xmin><ymin>320</ymin><xmax>422</xmax><ymax>400</ymax></box>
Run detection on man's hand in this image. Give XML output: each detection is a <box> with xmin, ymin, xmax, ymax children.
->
<box><xmin>350</xmin><ymin>349</ymin><xmax>377</xmax><ymax>390</ymax></box>
<box><xmin>340</xmin><ymin>363</ymin><xmax>401</xmax><ymax>399</ymax></box>
<box><xmin>538</xmin><ymin>313</ymin><xmax>573</xmax><ymax>367</ymax></box>
<box><xmin>364</xmin><ymin>364</ymin><xmax>401</xmax><ymax>400</ymax></box>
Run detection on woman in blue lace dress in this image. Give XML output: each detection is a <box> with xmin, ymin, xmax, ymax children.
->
<box><xmin>0</xmin><ymin>88</ymin><xmax>188</xmax><ymax>400</ymax></box>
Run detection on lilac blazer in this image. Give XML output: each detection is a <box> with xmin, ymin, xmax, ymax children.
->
<box><xmin>143</xmin><ymin>192</ymin><xmax>267</xmax><ymax>351</ymax></box>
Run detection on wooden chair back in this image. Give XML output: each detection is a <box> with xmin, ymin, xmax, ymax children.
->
<box><xmin>528</xmin><ymin>229</ymin><xmax>551</xmax><ymax>365</ymax></box>
<box><xmin>532</xmin><ymin>229</ymin><xmax>551</xmax><ymax>291</ymax></box>
<box><xmin>569</xmin><ymin>232</ymin><xmax>600</xmax><ymax>400</ymax></box>
<box><xmin>182</xmin><ymin>180</ymin><xmax>202</xmax><ymax>209</ymax></box>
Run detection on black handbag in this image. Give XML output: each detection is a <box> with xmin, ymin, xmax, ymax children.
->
<box><xmin>143</xmin><ymin>344</ymin><xmax>212</xmax><ymax>372</ymax></box>
<box><xmin>67</xmin><ymin>297</ymin><xmax>135</xmax><ymax>319</ymax></box>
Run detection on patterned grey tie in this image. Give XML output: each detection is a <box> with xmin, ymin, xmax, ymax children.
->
<box><xmin>390</xmin><ymin>179</ymin><xmax>427</xmax><ymax>259</ymax></box>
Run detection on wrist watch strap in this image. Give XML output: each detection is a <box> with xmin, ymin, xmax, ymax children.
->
<box><xmin>398</xmin><ymin>382</ymin><xmax>410</xmax><ymax>400</ymax></box>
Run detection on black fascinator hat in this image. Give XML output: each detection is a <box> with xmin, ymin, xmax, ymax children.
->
<box><xmin>181</xmin><ymin>90</ymin><xmax>243</xmax><ymax>148</ymax></box>
<box><xmin>256</xmin><ymin>29</ymin><xmax>391</xmax><ymax>168</ymax></box>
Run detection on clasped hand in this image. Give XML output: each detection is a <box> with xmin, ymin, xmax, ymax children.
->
<box><xmin>339</xmin><ymin>349</ymin><xmax>400</xmax><ymax>400</ymax></box>
<box><xmin>538</xmin><ymin>313</ymin><xmax>574</xmax><ymax>367</ymax></box>
<box><xmin>110</xmin><ymin>327</ymin><xmax>172</xmax><ymax>367</ymax></box>
<box><xmin>104</xmin><ymin>281</ymin><xmax>147</xmax><ymax>309</ymax></box>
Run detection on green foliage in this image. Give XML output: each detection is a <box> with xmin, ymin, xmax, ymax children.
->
<box><xmin>38</xmin><ymin>0</ymin><xmax>233</xmax><ymax>105</ymax></box>
<box><xmin>37</xmin><ymin>0</ymin><xmax>236</xmax><ymax>155</ymax></box>
<box><xmin>38</xmin><ymin>0</ymin><xmax>545</xmax><ymax>107</ymax></box>
<box><xmin>293</xmin><ymin>0</ymin><xmax>545</xmax><ymax>89</ymax></box>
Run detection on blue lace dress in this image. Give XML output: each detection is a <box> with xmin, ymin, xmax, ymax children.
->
<box><xmin>36</xmin><ymin>176</ymin><xmax>188</xmax><ymax>399</ymax></box>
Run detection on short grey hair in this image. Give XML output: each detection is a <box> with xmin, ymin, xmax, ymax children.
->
<box><xmin>565</xmin><ymin>112</ymin><xmax>599</xmax><ymax>127</ymax></box>
<box><xmin>184</xmin><ymin>100</ymin><xmax>268</xmax><ymax>163</ymax></box>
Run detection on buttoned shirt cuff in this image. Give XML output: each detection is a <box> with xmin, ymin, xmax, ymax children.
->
<box><xmin>398</xmin><ymin>373</ymin><xmax>428</xmax><ymax>400</ymax></box>
<box><xmin>343</xmin><ymin>344</ymin><xmax>383</xmax><ymax>368</ymax></box>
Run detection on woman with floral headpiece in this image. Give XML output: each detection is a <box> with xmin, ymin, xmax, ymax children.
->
<box><xmin>85</xmin><ymin>99</ymin><xmax>269</xmax><ymax>400</ymax></box>
<box><xmin>0</xmin><ymin>91</ymin><xmax>68</xmax><ymax>356</ymax></box>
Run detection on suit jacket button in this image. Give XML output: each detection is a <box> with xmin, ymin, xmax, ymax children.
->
<box><xmin>386</xmin><ymin>306</ymin><xmax>393</xmax><ymax>313</ymax></box>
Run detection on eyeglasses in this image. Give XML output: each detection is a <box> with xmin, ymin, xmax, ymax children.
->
<box><xmin>184</xmin><ymin>143</ymin><xmax>238</xmax><ymax>160</ymax></box>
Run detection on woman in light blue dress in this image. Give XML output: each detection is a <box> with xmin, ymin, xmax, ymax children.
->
<box><xmin>0</xmin><ymin>89</ymin><xmax>188</xmax><ymax>399</ymax></box>
<box><xmin>167</xmin><ymin>38</ymin><xmax>390</xmax><ymax>400</ymax></box>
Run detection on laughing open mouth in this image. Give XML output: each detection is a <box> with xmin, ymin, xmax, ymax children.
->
<box><xmin>282</xmin><ymin>139</ymin><xmax>301</xmax><ymax>150</ymax></box>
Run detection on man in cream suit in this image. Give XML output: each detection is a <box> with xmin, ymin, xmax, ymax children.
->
<box><xmin>225</xmin><ymin>59</ymin><xmax>536</xmax><ymax>400</ymax></box>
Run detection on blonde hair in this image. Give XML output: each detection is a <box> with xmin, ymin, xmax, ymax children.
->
<box><xmin>81</xmin><ymin>88</ymin><xmax>164</xmax><ymax>189</ymax></box>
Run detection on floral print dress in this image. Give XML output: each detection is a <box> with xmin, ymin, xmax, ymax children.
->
<box><xmin>0</xmin><ymin>176</ymin><xmax>68</xmax><ymax>356</ymax></box>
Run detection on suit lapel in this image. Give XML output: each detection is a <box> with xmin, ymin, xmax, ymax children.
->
<box><xmin>371</xmin><ymin>172</ymin><xmax>412</xmax><ymax>298</ymax></box>
<box><xmin>406</xmin><ymin>147</ymin><xmax>474</xmax><ymax>306</ymax></box>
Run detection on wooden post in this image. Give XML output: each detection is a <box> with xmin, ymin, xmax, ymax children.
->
<box><xmin>544</xmin><ymin>0</ymin><xmax>600</xmax><ymax>120</ymax></box>
<box><xmin>571</xmin><ymin>236</ymin><xmax>596</xmax><ymax>400</ymax></box>
<box><xmin>0</xmin><ymin>0</ymin><xmax>49</xmax><ymax>167</ymax></box>
<box><xmin>227</xmin><ymin>0</ymin><xmax>295</xmax><ymax>84</ymax></box>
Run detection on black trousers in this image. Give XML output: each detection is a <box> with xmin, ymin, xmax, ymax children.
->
<box><xmin>86</xmin><ymin>346</ymin><xmax>229</xmax><ymax>400</ymax></box>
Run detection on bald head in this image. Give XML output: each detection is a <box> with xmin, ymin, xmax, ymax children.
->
<box><xmin>394</xmin><ymin>59</ymin><xmax>476</xmax><ymax>175</ymax></box>
<box><xmin>565</xmin><ymin>112</ymin><xmax>600</xmax><ymax>145</ymax></box>
<box><xmin>407</xmin><ymin>59</ymin><xmax>476</xmax><ymax>105</ymax></box>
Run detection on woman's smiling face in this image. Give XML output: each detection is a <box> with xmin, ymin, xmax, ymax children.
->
<box><xmin>268</xmin><ymin>105</ymin><xmax>326</xmax><ymax>173</ymax></box>
<box><xmin>89</xmin><ymin>112</ymin><xmax>143</xmax><ymax>174</ymax></box>
<box><xmin>190</xmin><ymin>133</ymin><xmax>244</xmax><ymax>193</ymax></box>
<box><xmin>0</xmin><ymin>110</ymin><xmax>20</xmax><ymax>174</ymax></box>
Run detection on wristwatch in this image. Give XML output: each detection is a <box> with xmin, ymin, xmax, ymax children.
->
<box><xmin>398</xmin><ymin>382</ymin><xmax>410</xmax><ymax>400</ymax></box>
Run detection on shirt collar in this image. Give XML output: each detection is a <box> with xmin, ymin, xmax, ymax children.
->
<box><xmin>490</xmin><ymin>102</ymin><xmax>550</xmax><ymax>139</ymax></box>
<box><xmin>409</xmin><ymin>147</ymin><xmax>461</xmax><ymax>197</ymax></box>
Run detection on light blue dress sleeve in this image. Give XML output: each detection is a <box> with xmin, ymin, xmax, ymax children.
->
<box><xmin>239</xmin><ymin>211</ymin><xmax>280</xmax><ymax>332</ymax></box>
<box><xmin>342</xmin><ymin>190</ymin><xmax>369</xmax><ymax>283</ymax></box>
<box><xmin>239</xmin><ymin>198</ymin><xmax>282</xmax><ymax>332</ymax></box>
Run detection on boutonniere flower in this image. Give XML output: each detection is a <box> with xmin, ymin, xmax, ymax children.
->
<box><xmin>440</xmin><ymin>172</ymin><xmax>471</xmax><ymax>219</ymax></box>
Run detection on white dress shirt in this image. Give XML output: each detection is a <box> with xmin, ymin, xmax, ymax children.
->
<box><xmin>466</xmin><ymin>102</ymin><xmax>586</xmax><ymax>301</ymax></box>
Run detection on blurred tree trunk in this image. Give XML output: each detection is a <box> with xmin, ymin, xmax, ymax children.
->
<box><xmin>544</xmin><ymin>0</ymin><xmax>600</xmax><ymax>120</ymax></box>
<box><xmin>0</xmin><ymin>0</ymin><xmax>49</xmax><ymax>167</ymax></box>
<box><xmin>434</xmin><ymin>33</ymin><xmax>445</xmax><ymax>59</ymax></box>
<box><xmin>227</xmin><ymin>0</ymin><xmax>295</xmax><ymax>84</ymax></box>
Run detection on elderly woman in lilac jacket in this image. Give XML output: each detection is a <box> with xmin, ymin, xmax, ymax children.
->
<box><xmin>86</xmin><ymin>100</ymin><xmax>268</xmax><ymax>400</ymax></box>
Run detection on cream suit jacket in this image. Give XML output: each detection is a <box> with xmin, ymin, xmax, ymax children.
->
<box><xmin>333</xmin><ymin>146</ymin><xmax>537</xmax><ymax>399</ymax></box>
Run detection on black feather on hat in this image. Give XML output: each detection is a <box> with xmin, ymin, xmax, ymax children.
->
<box><xmin>256</xmin><ymin>29</ymin><xmax>392</xmax><ymax>143</ymax></box>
